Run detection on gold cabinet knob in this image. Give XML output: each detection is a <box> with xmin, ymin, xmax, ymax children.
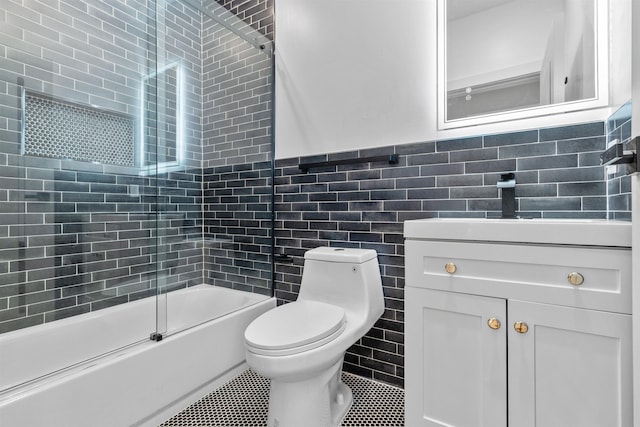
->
<box><xmin>514</xmin><ymin>321</ymin><xmax>529</xmax><ymax>334</ymax></box>
<box><xmin>444</xmin><ymin>262</ymin><xmax>457</xmax><ymax>274</ymax></box>
<box><xmin>487</xmin><ymin>317</ymin><xmax>501</xmax><ymax>330</ymax></box>
<box><xmin>567</xmin><ymin>272</ymin><xmax>584</xmax><ymax>286</ymax></box>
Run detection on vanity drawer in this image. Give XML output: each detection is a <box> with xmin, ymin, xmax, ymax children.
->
<box><xmin>405</xmin><ymin>240</ymin><xmax>632</xmax><ymax>314</ymax></box>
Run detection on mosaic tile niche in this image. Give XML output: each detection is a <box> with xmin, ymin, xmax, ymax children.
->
<box><xmin>23</xmin><ymin>91</ymin><xmax>136</xmax><ymax>167</ymax></box>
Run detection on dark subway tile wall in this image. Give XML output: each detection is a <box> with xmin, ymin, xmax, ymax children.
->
<box><xmin>0</xmin><ymin>1</ymin><xmax>274</xmax><ymax>334</ymax></box>
<box><xmin>606</xmin><ymin>101</ymin><xmax>633</xmax><ymax>220</ymax></box>
<box><xmin>274</xmin><ymin>121</ymin><xmax>616</xmax><ymax>388</ymax></box>
<box><xmin>197</xmin><ymin>1</ymin><xmax>276</xmax><ymax>294</ymax></box>
<box><xmin>0</xmin><ymin>156</ymin><xmax>203</xmax><ymax>334</ymax></box>
<box><xmin>199</xmin><ymin>0</ymin><xmax>275</xmax><ymax>288</ymax></box>
<box><xmin>0</xmin><ymin>0</ymin><xmax>202</xmax><ymax>334</ymax></box>
<box><xmin>215</xmin><ymin>0</ymin><xmax>274</xmax><ymax>40</ymax></box>
<box><xmin>202</xmin><ymin>161</ymin><xmax>273</xmax><ymax>295</ymax></box>
<box><xmin>201</xmin><ymin>16</ymin><xmax>273</xmax><ymax>168</ymax></box>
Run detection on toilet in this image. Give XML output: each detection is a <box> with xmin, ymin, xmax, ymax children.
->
<box><xmin>244</xmin><ymin>247</ymin><xmax>385</xmax><ymax>427</ymax></box>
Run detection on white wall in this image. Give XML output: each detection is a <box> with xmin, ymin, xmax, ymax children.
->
<box><xmin>275</xmin><ymin>0</ymin><xmax>432</xmax><ymax>159</ymax></box>
<box><xmin>275</xmin><ymin>0</ymin><xmax>631</xmax><ymax>159</ymax></box>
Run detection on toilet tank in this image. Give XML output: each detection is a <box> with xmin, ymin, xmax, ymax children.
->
<box><xmin>298</xmin><ymin>247</ymin><xmax>384</xmax><ymax>319</ymax></box>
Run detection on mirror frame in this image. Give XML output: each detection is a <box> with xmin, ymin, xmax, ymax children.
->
<box><xmin>437</xmin><ymin>0</ymin><xmax>610</xmax><ymax>130</ymax></box>
<box><xmin>139</xmin><ymin>62</ymin><xmax>184</xmax><ymax>175</ymax></box>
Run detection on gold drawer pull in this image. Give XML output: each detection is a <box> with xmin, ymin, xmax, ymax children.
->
<box><xmin>487</xmin><ymin>317</ymin><xmax>501</xmax><ymax>330</ymax></box>
<box><xmin>567</xmin><ymin>272</ymin><xmax>584</xmax><ymax>286</ymax></box>
<box><xmin>445</xmin><ymin>262</ymin><xmax>457</xmax><ymax>274</ymax></box>
<box><xmin>514</xmin><ymin>321</ymin><xmax>529</xmax><ymax>334</ymax></box>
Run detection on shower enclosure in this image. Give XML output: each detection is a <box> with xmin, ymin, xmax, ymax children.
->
<box><xmin>0</xmin><ymin>0</ymin><xmax>273</xmax><ymax>373</ymax></box>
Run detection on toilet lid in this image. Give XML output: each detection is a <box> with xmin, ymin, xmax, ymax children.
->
<box><xmin>245</xmin><ymin>301</ymin><xmax>346</xmax><ymax>352</ymax></box>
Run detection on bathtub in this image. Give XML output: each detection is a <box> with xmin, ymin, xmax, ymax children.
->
<box><xmin>0</xmin><ymin>284</ymin><xmax>275</xmax><ymax>427</ymax></box>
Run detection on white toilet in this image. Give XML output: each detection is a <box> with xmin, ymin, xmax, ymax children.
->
<box><xmin>244</xmin><ymin>247</ymin><xmax>385</xmax><ymax>427</ymax></box>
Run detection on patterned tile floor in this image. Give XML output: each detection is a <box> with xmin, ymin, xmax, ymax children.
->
<box><xmin>159</xmin><ymin>369</ymin><xmax>405</xmax><ymax>427</ymax></box>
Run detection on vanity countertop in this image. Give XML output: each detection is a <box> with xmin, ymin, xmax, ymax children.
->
<box><xmin>404</xmin><ymin>218</ymin><xmax>632</xmax><ymax>248</ymax></box>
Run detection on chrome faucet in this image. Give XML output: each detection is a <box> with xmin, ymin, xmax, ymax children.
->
<box><xmin>497</xmin><ymin>173</ymin><xmax>516</xmax><ymax>219</ymax></box>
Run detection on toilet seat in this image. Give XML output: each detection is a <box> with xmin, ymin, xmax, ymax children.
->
<box><xmin>245</xmin><ymin>301</ymin><xmax>346</xmax><ymax>356</ymax></box>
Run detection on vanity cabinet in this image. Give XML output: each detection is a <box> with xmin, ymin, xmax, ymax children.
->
<box><xmin>404</xmin><ymin>220</ymin><xmax>633</xmax><ymax>427</ymax></box>
<box><xmin>507</xmin><ymin>299</ymin><xmax>631</xmax><ymax>427</ymax></box>
<box><xmin>405</xmin><ymin>289</ymin><xmax>508</xmax><ymax>426</ymax></box>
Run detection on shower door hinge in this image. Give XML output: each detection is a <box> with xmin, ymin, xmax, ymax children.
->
<box><xmin>150</xmin><ymin>332</ymin><xmax>163</xmax><ymax>342</ymax></box>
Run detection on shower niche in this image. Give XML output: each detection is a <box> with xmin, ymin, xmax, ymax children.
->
<box><xmin>22</xmin><ymin>89</ymin><xmax>136</xmax><ymax>167</ymax></box>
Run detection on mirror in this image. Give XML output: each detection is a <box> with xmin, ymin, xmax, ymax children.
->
<box><xmin>140</xmin><ymin>63</ymin><xmax>183</xmax><ymax>174</ymax></box>
<box><xmin>438</xmin><ymin>0</ymin><xmax>609</xmax><ymax>128</ymax></box>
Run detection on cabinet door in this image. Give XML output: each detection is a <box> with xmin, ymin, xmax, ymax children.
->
<box><xmin>405</xmin><ymin>288</ymin><xmax>507</xmax><ymax>427</ymax></box>
<box><xmin>508</xmin><ymin>300</ymin><xmax>633</xmax><ymax>427</ymax></box>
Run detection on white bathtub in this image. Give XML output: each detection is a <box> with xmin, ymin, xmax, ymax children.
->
<box><xmin>0</xmin><ymin>284</ymin><xmax>275</xmax><ymax>427</ymax></box>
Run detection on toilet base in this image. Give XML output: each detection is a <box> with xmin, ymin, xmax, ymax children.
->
<box><xmin>266</xmin><ymin>358</ymin><xmax>352</xmax><ymax>427</ymax></box>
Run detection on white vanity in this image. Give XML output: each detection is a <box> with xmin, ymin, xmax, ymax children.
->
<box><xmin>404</xmin><ymin>219</ymin><xmax>633</xmax><ymax>427</ymax></box>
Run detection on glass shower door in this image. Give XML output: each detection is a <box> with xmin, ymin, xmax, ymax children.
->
<box><xmin>154</xmin><ymin>0</ymin><xmax>275</xmax><ymax>338</ymax></box>
<box><xmin>0</xmin><ymin>0</ymin><xmax>164</xmax><ymax>388</ymax></box>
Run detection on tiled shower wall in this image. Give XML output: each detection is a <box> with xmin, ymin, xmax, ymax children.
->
<box><xmin>200</xmin><ymin>2</ymin><xmax>274</xmax><ymax>295</ymax></box>
<box><xmin>0</xmin><ymin>0</ymin><xmax>274</xmax><ymax>334</ymax></box>
<box><xmin>274</xmin><ymin>121</ymin><xmax>615</xmax><ymax>387</ymax></box>
<box><xmin>606</xmin><ymin>101</ymin><xmax>633</xmax><ymax>220</ymax></box>
<box><xmin>0</xmin><ymin>0</ymin><xmax>203</xmax><ymax>334</ymax></box>
<box><xmin>202</xmin><ymin>161</ymin><xmax>273</xmax><ymax>295</ymax></box>
<box><xmin>215</xmin><ymin>0</ymin><xmax>274</xmax><ymax>40</ymax></box>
